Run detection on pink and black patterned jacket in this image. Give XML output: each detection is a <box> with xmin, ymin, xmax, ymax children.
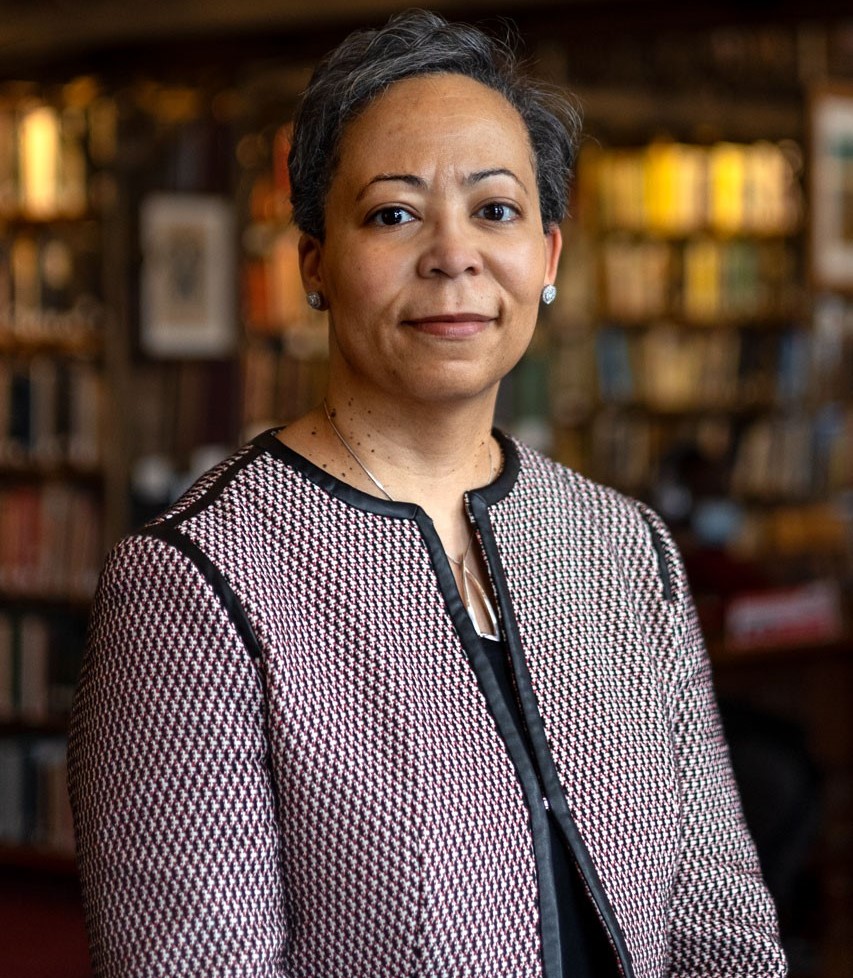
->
<box><xmin>67</xmin><ymin>430</ymin><xmax>787</xmax><ymax>978</ymax></box>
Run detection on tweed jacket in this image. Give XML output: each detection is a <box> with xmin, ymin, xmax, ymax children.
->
<box><xmin>67</xmin><ymin>429</ymin><xmax>786</xmax><ymax>978</ymax></box>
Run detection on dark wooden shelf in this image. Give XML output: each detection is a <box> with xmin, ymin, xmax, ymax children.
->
<box><xmin>0</xmin><ymin>460</ymin><xmax>105</xmax><ymax>484</ymax></box>
<box><xmin>599</xmin><ymin>313</ymin><xmax>805</xmax><ymax>330</ymax></box>
<box><xmin>0</xmin><ymin>590</ymin><xmax>93</xmax><ymax>614</ymax></box>
<box><xmin>0</xmin><ymin>329</ymin><xmax>104</xmax><ymax>359</ymax></box>
<box><xmin>709</xmin><ymin>635</ymin><xmax>852</xmax><ymax>669</ymax></box>
<box><xmin>597</xmin><ymin>225</ymin><xmax>802</xmax><ymax>242</ymax></box>
<box><xmin>0</xmin><ymin>716</ymin><xmax>71</xmax><ymax>736</ymax></box>
<box><xmin>591</xmin><ymin>398</ymin><xmax>777</xmax><ymax>417</ymax></box>
<box><xmin>0</xmin><ymin>843</ymin><xmax>77</xmax><ymax>875</ymax></box>
<box><xmin>0</xmin><ymin>210</ymin><xmax>99</xmax><ymax>227</ymax></box>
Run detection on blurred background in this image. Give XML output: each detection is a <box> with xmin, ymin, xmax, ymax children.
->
<box><xmin>0</xmin><ymin>1</ymin><xmax>851</xmax><ymax>975</ymax></box>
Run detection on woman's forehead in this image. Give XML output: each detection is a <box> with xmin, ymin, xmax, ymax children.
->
<box><xmin>333</xmin><ymin>74</ymin><xmax>535</xmax><ymax>191</ymax></box>
<box><xmin>351</xmin><ymin>72</ymin><xmax>523</xmax><ymax>131</ymax></box>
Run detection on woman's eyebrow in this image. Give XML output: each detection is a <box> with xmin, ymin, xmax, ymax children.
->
<box><xmin>355</xmin><ymin>167</ymin><xmax>527</xmax><ymax>202</ymax></box>
<box><xmin>464</xmin><ymin>168</ymin><xmax>528</xmax><ymax>193</ymax></box>
<box><xmin>356</xmin><ymin>173</ymin><xmax>426</xmax><ymax>201</ymax></box>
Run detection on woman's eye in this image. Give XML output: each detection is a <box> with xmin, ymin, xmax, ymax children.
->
<box><xmin>477</xmin><ymin>202</ymin><xmax>519</xmax><ymax>222</ymax></box>
<box><xmin>369</xmin><ymin>206</ymin><xmax>416</xmax><ymax>226</ymax></box>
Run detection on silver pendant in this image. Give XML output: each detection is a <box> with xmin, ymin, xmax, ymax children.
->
<box><xmin>460</xmin><ymin>557</ymin><xmax>500</xmax><ymax>640</ymax></box>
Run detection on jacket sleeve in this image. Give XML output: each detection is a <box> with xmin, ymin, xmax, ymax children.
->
<box><xmin>638</xmin><ymin>505</ymin><xmax>788</xmax><ymax>977</ymax></box>
<box><xmin>66</xmin><ymin>532</ymin><xmax>288</xmax><ymax>977</ymax></box>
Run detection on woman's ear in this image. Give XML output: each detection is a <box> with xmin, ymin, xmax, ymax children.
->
<box><xmin>298</xmin><ymin>233</ymin><xmax>324</xmax><ymax>294</ymax></box>
<box><xmin>543</xmin><ymin>224</ymin><xmax>562</xmax><ymax>288</ymax></box>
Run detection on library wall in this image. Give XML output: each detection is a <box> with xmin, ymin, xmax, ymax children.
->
<box><xmin>0</xmin><ymin>7</ymin><xmax>851</xmax><ymax>978</ymax></box>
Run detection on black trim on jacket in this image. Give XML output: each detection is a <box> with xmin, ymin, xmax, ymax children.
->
<box><xmin>467</xmin><ymin>489</ymin><xmax>634</xmax><ymax>978</ymax></box>
<box><xmin>413</xmin><ymin>505</ymin><xmax>567</xmax><ymax>978</ymax></box>
<box><xmin>142</xmin><ymin>524</ymin><xmax>263</xmax><ymax>662</ymax></box>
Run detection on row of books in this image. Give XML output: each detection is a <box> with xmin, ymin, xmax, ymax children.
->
<box><xmin>600</xmin><ymin>236</ymin><xmax>799</xmax><ymax>322</ymax></box>
<box><xmin>559</xmin><ymin>324</ymin><xmax>818</xmax><ymax>413</ymax></box>
<box><xmin>0</xmin><ymin>223</ymin><xmax>102</xmax><ymax>321</ymax></box>
<box><xmin>129</xmin><ymin>360</ymin><xmax>239</xmax><ymax>474</ymax></box>
<box><xmin>731</xmin><ymin>408</ymin><xmax>852</xmax><ymax>500</ymax></box>
<box><xmin>0</xmin><ymin>101</ymin><xmax>88</xmax><ymax>220</ymax></box>
<box><xmin>0</xmin><ymin>356</ymin><xmax>103</xmax><ymax>468</ymax></box>
<box><xmin>0</xmin><ymin>485</ymin><xmax>102</xmax><ymax>598</ymax></box>
<box><xmin>581</xmin><ymin>406</ymin><xmax>851</xmax><ymax>500</ymax></box>
<box><xmin>0</xmin><ymin>610</ymin><xmax>84</xmax><ymax>721</ymax></box>
<box><xmin>0</xmin><ymin>78</ymin><xmax>117</xmax><ymax>220</ymax></box>
<box><xmin>730</xmin><ymin>414</ymin><xmax>815</xmax><ymax>500</ymax></box>
<box><xmin>242</xmin><ymin>225</ymin><xmax>309</xmax><ymax>333</ymax></box>
<box><xmin>813</xmin><ymin>294</ymin><xmax>853</xmax><ymax>399</ymax></box>
<box><xmin>243</xmin><ymin>333</ymin><xmax>329</xmax><ymax>430</ymax></box>
<box><xmin>0</xmin><ymin>735</ymin><xmax>74</xmax><ymax>854</ymax></box>
<box><xmin>581</xmin><ymin>140</ymin><xmax>801</xmax><ymax>236</ymax></box>
<box><xmin>588</xmin><ymin>411</ymin><xmax>654</xmax><ymax>491</ymax></box>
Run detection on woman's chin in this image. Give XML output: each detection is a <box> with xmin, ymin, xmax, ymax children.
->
<box><xmin>391</xmin><ymin>378</ymin><xmax>501</xmax><ymax>411</ymax></box>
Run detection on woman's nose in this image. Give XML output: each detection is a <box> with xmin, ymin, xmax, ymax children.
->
<box><xmin>416</xmin><ymin>218</ymin><xmax>483</xmax><ymax>279</ymax></box>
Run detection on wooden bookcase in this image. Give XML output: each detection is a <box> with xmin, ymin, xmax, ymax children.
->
<box><xmin>0</xmin><ymin>21</ymin><xmax>849</xmax><ymax>978</ymax></box>
<box><xmin>0</xmin><ymin>82</ymin><xmax>121</xmax><ymax>875</ymax></box>
<box><xmin>542</xmin><ymin>135</ymin><xmax>852</xmax><ymax>977</ymax></box>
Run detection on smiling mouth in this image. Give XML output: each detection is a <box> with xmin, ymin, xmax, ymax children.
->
<box><xmin>403</xmin><ymin>313</ymin><xmax>495</xmax><ymax>337</ymax></box>
<box><xmin>406</xmin><ymin>313</ymin><xmax>493</xmax><ymax>324</ymax></box>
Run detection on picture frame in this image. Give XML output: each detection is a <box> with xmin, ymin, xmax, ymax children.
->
<box><xmin>810</xmin><ymin>85</ymin><xmax>853</xmax><ymax>295</ymax></box>
<box><xmin>139</xmin><ymin>193</ymin><xmax>236</xmax><ymax>358</ymax></box>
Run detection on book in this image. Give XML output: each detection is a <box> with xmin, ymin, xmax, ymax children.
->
<box><xmin>0</xmin><ymin>484</ymin><xmax>101</xmax><ymax>596</ymax></box>
<box><xmin>725</xmin><ymin>579</ymin><xmax>844</xmax><ymax>651</ymax></box>
<box><xmin>0</xmin><ymin>611</ymin><xmax>12</xmax><ymax>719</ymax></box>
<box><xmin>0</xmin><ymin>735</ymin><xmax>74</xmax><ymax>852</ymax></box>
<box><xmin>595</xmin><ymin>326</ymin><xmax>635</xmax><ymax>404</ymax></box>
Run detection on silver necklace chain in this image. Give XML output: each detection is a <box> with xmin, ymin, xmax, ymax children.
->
<box><xmin>322</xmin><ymin>399</ymin><xmax>500</xmax><ymax>640</ymax></box>
<box><xmin>322</xmin><ymin>399</ymin><xmax>393</xmax><ymax>500</ymax></box>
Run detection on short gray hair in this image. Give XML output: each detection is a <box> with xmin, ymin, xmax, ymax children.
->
<box><xmin>288</xmin><ymin>9</ymin><xmax>581</xmax><ymax>240</ymax></box>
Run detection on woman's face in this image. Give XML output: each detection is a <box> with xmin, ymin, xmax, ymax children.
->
<box><xmin>299</xmin><ymin>72</ymin><xmax>562</xmax><ymax>409</ymax></box>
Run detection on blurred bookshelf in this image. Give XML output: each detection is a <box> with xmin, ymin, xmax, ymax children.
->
<box><xmin>538</xmin><ymin>133</ymin><xmax>852</xmax><ymax>978</ymax></box>
<box><xmin>543</xmin><ymin>137</ymin><xmax>850</xmax><ymax>572</ymax></box>
<box><xmin>0</xmin><ymin>11</ymin><xmax>850</xmax><ymax>978</ymax></box>
<box><xmin>236</xmin><ymin>87</ymin><xmax>329</xmax><ymax>438</ymax></box>
<box><xmin>0</xmin><ymin>79</ymin><xmax>117</xmax><ymax>883</ymax></box>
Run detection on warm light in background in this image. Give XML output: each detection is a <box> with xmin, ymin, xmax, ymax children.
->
<box><xmin>18</xmin><ymin>105</ymin><xmax>60</xmax><ymax>218</ymax></box>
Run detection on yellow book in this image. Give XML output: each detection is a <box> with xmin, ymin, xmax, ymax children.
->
<box><xmin>676</xmin><ymin>145</ymin><xmax>707</xmax><ymax>234</ymax></box>
<box><xmin>683</xmin><ymin>237</ymin><xmax>722</xmax><ymax>322</ymax></box>
<box><xmin>709</xmin><ymin>142</ymin><xmax>746</xmax><ymax>234</ymax></box>
<box><xmin>644</xmin><ymin>142</ymin><xmax>681</xmax><ymax>235</ymax></box>
<box><xmin>609</xmin><ymin>150</ymin><xmax>645</xmax><ymax>231</ymax></box>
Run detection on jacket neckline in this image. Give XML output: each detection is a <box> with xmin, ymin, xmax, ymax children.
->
<box><xmin>252</xmin><ymin>425</ymin><xmax>521</xmax><ymax>519</ymax></box>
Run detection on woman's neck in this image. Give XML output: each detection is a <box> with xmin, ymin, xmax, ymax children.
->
<box><xmin>278</xmin><ymin>386</ymin><xmax>500</xmax><ymax>559</ymax></box>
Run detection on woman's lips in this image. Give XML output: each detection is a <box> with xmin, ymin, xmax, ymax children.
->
<box><xmin>403</xmin><ymin>313</ymin><xmax>494</xmax><ymax>338</ymax></box>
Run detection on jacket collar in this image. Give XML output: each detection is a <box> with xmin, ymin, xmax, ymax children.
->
<box><xmin>253</xmin><ymin>426</ymin><xmax>520</xmax><ymax>518</ymax></box>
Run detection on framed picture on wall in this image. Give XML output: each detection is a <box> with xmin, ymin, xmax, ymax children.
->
<box><xmin>810</xmin><ymin>85</ymin><xmax>853</xmax><ymax>294</ymax></box>
<box><xmin>140</xmin><ymin>194</ymin><xmax>236</xmax><ymax>357</ymax></box>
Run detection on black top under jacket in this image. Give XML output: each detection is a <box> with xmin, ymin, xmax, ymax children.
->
<box><xmin>478</xmin><ymin>635</ymin><xmax>619</xmax><ymax>978</ymax></box>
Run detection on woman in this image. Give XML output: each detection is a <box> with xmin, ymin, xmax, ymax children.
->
<box><xmin>67</xmin><ymin>10</ymin><xmax>787</xmax><ymax>978</ymax></box>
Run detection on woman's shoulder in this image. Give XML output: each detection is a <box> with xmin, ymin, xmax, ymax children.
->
<box><xmin>510</xmin><ymin>435</ymin><xmax>684</xmax><ymax>601</ymax></box>
<box><xmin>511</xmin><ymin>435</ymin><xmax>647</xmax><ymax>522</ymax></box>
<box><xmin>98</xmin><ymin>432</ymin><xmax>285</xmax><ymax>584</ymax></box>
<box><xmin>145</xmin><ymin>436</ymin><xmax>271</xmax><ymax>531</ymax></box>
